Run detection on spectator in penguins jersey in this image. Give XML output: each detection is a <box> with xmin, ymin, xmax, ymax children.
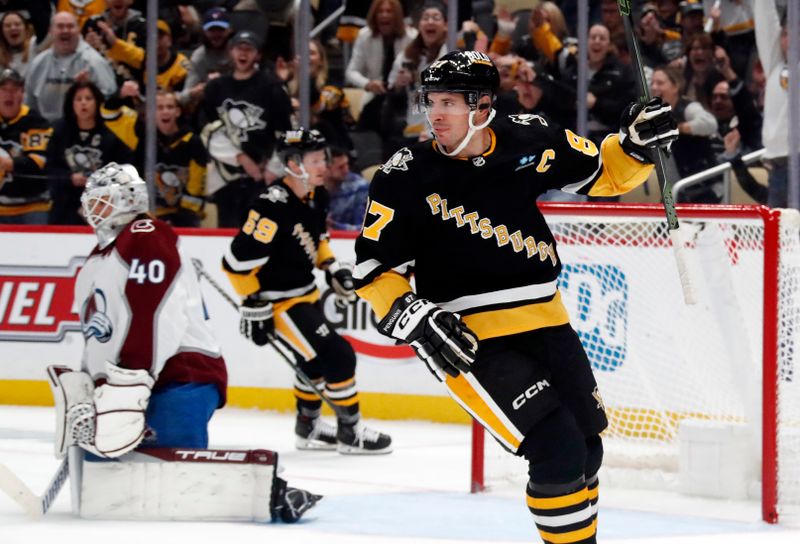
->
<box><xmin>0</xmin><ymin>68</ymin><xmax>52</xmax><ymax>223</ymax></box>
<box><xmin>47</xmin><ymin>80</ymin><xmax>132</xmax><ymax>225</ymax></box>
<box><xmin>152</xmin><ymin>90</ymin><xmax>207</xmax><ymax>227</ymax></box>
<box><xmin>200</xmin><ymin>30</ymin><xmax>292</xmax><ymax>228</ymax></box>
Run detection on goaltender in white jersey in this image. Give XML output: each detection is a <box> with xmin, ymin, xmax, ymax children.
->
<box><xmin>49</xmin><ymin>162</ymin><xmax>320</xmax><ymax>522</ymax></box>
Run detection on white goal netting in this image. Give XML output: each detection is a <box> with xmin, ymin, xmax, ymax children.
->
<box><xmin>476</xmin><ymin>205</ymin><xmax>800</xmax><ymax>522</ymax></box>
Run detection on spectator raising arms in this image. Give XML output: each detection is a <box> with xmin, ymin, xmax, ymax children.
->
<box><xmin>384</xmin><ymin>0</ymin><xmax>449</xmax><ymax>148</ymax></box>
<box><xmin>82</xmin><ymin>0</ymin><xmax>147</xmax><ymax>89</ymax></box>
<box><xmin>25</xmin><ymin>12</ymin><xmax>117</xmax><ymax>123</ymax></box>
<box><xmin>47</xmin><ymin>81</ymin><xmax>132</xmax><ymax>225</ymax></box>
<box><xmin>346</xmin><ymin>0</ymin><xmax>416</xmax><ymax>132</ymax></box>
<box><xmin>0</xmin><ymin>11</ymin><xmax>39</xmax><ymax>78</ymax></box>
<box><xmin>179</xmin><ymin>7</ymin><xmax>233</xmax><ymax>110</ymax></box>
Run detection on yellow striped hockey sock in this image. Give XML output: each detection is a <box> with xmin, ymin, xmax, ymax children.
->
<box><xmin>586</xmin><ymin>474</ymin><xmax>599</xmax><ymax>523</ymax></box>
<box><xmin>526</xmin><ymin>480</ymin><xmax>597</xmax><ymax>544</ymax></box>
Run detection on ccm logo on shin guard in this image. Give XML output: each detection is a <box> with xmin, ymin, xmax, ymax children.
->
<box><xmin>512</xmin><ymin>380</ymin><xmax>550</xmax><ymax>410</ymax></box>
<box><xmin>174</xmin><ymin>450</ymin><xmax>248</xmax><ymax>462</ymax></box>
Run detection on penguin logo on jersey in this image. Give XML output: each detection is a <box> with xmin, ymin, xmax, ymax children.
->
<box><xmin>66</xmin><ymin>145</ymin><xmax>104</xmax><ymax>173</ymax></box>
<box><xmin>80</xmin><ymin>288</ymin><xmax>113</xmax><ymax>343</ymax></box>
<box><xmin>509</xmin><ymin>114</ymin><xmax>548</xmax><ymax>127</ymax></box>
<box><xmin>155</xmin><ymin>164</ymin><xmax>187</xmax><ymax>206</ymax></box>
<box><xmin>380</xmin><ymin>147</ymin><xmax>413</xmax><ymax>174</ymax></box>
<box><xmin>219</xmin><ymin>99</ymin><xmax>266</xmax><ymax>145</ymax></box>
<box><xmin>263</xmin><ymin>184</ymin><xmax>289</xmax><ymax>204</ymax></box>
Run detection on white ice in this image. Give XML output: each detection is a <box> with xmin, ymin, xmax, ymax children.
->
<box><xmin>1</xmin><ymin>405</ymin><xmax>799</xmax><ymax>544</ymax></box>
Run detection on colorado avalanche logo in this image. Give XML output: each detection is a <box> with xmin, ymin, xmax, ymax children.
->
<box><xmin>80</xmin><ymin>288</ymin><xmax>113</xmax><ymax>343</ymax></box>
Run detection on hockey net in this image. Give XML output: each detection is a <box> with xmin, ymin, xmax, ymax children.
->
<box><xmin>470</xmin><ymin>203</ymin><xmax>800</xmax><ymax>524</ymax></box>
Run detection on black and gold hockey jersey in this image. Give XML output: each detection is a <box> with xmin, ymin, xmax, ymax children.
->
<box><xmin>353</xmin><ymin>114</ymin><xmax>654</xmax><ymax>340</ymax></box>
<box><xmin>222</xmin><ymin>180</ymin><xmax>336</xmax><ymax>306</ymax></box>
<box><xmin>0</xmin><ymin>105</ymin><xmax>52</xmax><ymax>215</ymax></box>
<box><xmin>154</xmin><ymin>129</ymin><xmax>207</xmax><ymax>219</ymax></box>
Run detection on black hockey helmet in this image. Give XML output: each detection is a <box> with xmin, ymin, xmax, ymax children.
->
<box><xmin>277</xmin><ymin>128</ymin><xmax>328</xmax><ymax>166</ymax></box>
<box><xmin>420</xmin><ymin>50</ymin><xmax>500</xmax><ymax>111</ymax></box>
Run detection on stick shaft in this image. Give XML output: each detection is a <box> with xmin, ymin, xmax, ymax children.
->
<box><xmin>617</xmin><ymin>1</ymin><xmax>695</xmax><ymax>303</ymax></box>
<box><xmin>191</xmin><ymin>259</ymin><xmax>344</xmax><ymax>417</ymax></box>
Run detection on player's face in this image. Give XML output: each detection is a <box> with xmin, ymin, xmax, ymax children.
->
<box><xmin>302</xmin><ymin>149</ymin><xmax>329</xmax><ymax>187</ymax></box>
<box><xmin>425</xmin><ymin>92</ymin><xmax>471</xmax><ymax>150</ymax></box>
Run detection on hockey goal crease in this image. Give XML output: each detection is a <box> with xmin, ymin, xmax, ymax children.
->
<box><xmin>470</xmin><ymin>203</ymin><xmax>800</xmax><ymax>524</ymax></box>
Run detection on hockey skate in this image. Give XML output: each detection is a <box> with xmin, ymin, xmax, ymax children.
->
<box><xmin>336</xmin><ymin>421</ymin><xmax>392</xmax><ymax>455</ymax></box>
<box><xmin>271</xmin><ymin>476</ymin><xmax>322</xmax><ymax>523</ymax></box>
<box><xmin>295</xmin><ymin>416</ymin><xmax>337</xmax><ymax>451</ymax></box>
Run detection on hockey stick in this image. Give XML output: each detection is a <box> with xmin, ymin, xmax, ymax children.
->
<box><xmin>0</xmin><ymin>455</ymin><xmax>69</xmax><ymax>518</ymax></box>
<box><xmin>190</xmin><ymin>258</ymin><xmax>344</xmax><ymax>417</ymax></box>
<box><xmin>617</xmin><ymin>0</ymin><xmax>696</xmax><ymax>304</ymax></box>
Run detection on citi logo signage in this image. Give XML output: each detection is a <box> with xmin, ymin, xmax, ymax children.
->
<box><xmin>0</xmin><ymin>258</ymin><xmax>84</xmax><ymax>342</ymax></box>
<box><xmin>559</xmin><ymin>263</ymin><xmax>628</xmax><ymax>371</ymax></box>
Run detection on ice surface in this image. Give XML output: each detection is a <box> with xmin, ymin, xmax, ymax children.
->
<box><xmin>1</xmin><ymin>405</ymin><xmax>799</xmax><ymax>544</ymax></box>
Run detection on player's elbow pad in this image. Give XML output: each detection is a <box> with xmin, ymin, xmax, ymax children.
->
<box><xmin>91</xmin><ymin>362</ymin><xmax>154</xmax><ymax>458</ymax></box>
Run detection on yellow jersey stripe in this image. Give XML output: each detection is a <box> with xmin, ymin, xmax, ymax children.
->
<box><xmin>445</xmin><ymin>373</ymin><xmax>522</xmax><ymax>450</ymax></box>
<box><xmin>462</xmin><ymin>291</ymin><xmax>570</xmax><ymax>340</ymax></box>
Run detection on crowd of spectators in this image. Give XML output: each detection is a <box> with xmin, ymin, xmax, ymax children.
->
<box><xmin>0</xmin><ymin>0</ymin><xmax>794</xmax><ymax>229</ymax></box>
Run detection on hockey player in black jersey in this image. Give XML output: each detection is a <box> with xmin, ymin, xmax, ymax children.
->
<box><xmin>223</xmin><ymin>128</ymin><xmax>392</xmax><ymax>455</ymax></box>
<box><xmin>353</xmin><ymin>50</ymin><xmax>679</xmax><ymax>543</ymax></box>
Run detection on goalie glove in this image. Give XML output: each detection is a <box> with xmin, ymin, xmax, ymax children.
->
<box><xmin>325</xmin><ymin>261</ymin><xmax>357</xmax><ymax>307</ymax></box>
<box><xmin>619</xmin><ymin>97</ymin><xmax>679</xmax><ymax>163</ymax></box>
<box><xmin>89</xmin><ymin>362</ymin><xmax>154</xmax><ymax>458</ymax></box>
<box><xmin>240</xmin><ymin>296</ymin><xmax>275</xmax><ymax>346</ymax></box>
<box><xmin>378</xmin><ymin>292</ymin><xmax>478</xmax><ymax>379</ymax></box>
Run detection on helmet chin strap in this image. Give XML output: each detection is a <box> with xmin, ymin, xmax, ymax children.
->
<box><xmin>285</xmin><ymin>163</ymin><xmax>310</xmax><ymax>193</ymax></box>
<box><xmin>429</xmin><ymin>107</ymin><xmax>496</xmax><ymax>158</ymax></box>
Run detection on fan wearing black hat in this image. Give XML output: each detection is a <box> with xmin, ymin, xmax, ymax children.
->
<box><xmin>199</xmin><ymin>29</ymin><xmax>292</xmax><ymax>228</ymax></box>
<box><xmin>352</xmin><ymin>50</ymin><xmax>679</xmax><ymax>543</ymax></box>
<box><xmin>223</xmin><ymin>128</ymin><xmax>393</xmax><ymax>455</ymax></box>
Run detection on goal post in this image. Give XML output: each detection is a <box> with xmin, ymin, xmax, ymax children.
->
<box><xmin>469</xmin><ymin>203</ymin><xmax>800</xmax><ymax>525</ymax></box>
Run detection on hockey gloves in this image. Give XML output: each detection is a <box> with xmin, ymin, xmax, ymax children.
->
<box><xmin>240</xmin><ymin>297</ymin><xmax>274</xmax><ymax>346</ymax></box>
<box><xmin>619</xmin><ymin>97</ymin><xmax>679</xmax><ymax>163</ymax></box>
<box><xmin>378</xmin><ymin>292</ymin><xmax>478</xmax><ymax>379</ymax></box>
<box><xmin>325</xmin><ymin>261</ymin><xmax>357</xmax><ymax>307</ymax></box>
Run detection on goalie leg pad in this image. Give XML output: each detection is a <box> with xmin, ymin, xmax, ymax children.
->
<box><xmin>79</xmin><ymin>448</ymin><xmax>290</xmax><ymax>522</ymax></box>
<box><xmin>47</xmin><ymin>365</ymin><xmax>95</xmax><ymax>459</ymax></box>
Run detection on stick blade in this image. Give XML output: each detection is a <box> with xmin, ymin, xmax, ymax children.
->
<box><xmin>0</xmin><ymin>463</ymin><xmax>44</xmax><ymax>519</ymax></box>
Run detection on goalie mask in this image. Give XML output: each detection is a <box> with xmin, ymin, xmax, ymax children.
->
<box><xmin>276</xmin><ymin>128</ymin><xmax>329</xmax><ymax>189</ymax></box>
<box><xmin>81</xmin><ymin>162</ymin><xmax>149</xmax><ymax>248</ymax></box>
<box><xmin>419</xmin><ymin>50</ymin><xmax>500</xmax><ymax>157</ymax></box>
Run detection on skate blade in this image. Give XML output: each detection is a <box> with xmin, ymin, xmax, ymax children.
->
<box><xmin>295</xmin><ymin>437</ymin><xmax>337</xmax><ymax>451</ymax></box>
<box><xmin>336</xmin><ymin>443</ymin><xmax>393</xmax><ymax>455</ymax></box>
